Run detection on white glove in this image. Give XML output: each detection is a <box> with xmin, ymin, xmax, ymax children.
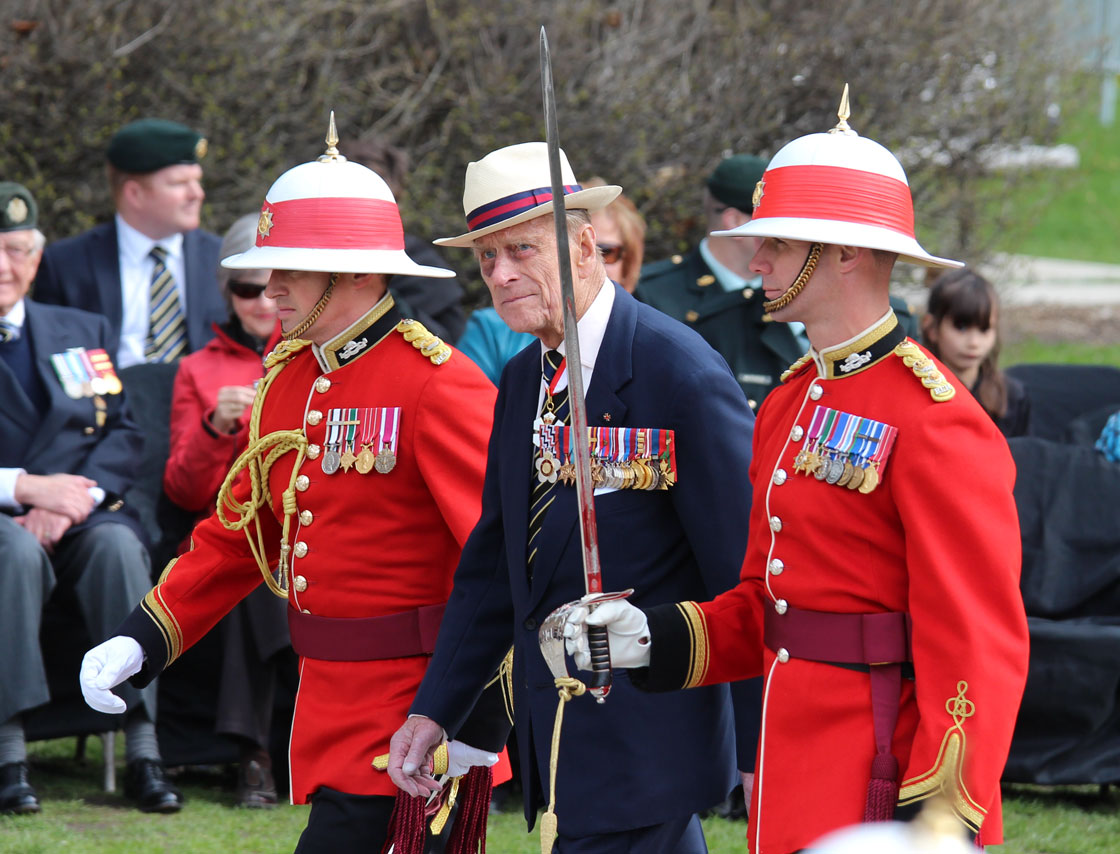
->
<box><xmin>444</xmin><ymin>740</ymin><xmax>500</xmax><ymax>777</ymax></box>
<box><xmin>563</xmin><ymin>597</ymin><xmax>651</xmax><ymax>670</ymax></box>
<box><xmin>80</xmin><ymin>635</ymin><xmax>144</xmax><ymax>714</ymax></box>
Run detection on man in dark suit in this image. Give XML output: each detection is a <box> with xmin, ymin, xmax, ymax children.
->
<box><xmin>0</xmin><ymin>182</ymin><xmax>182</xmax><ymax>814</ymax></box>
<box><xmin>33</xmin><ymin>118</ymin><xmax>225</xmax><ymax>367</ymax></box>
<box><xmin>388</xmin><ymin>143</ymin><xmax>757</xmax><ymax>852</ymax></box>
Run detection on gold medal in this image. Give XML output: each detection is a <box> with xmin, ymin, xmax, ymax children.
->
<box><xmin>340</xmin><ymin>447</ymin><xmax>357</xmax><ymax>472</ymax></box>
<box><xmin>858</xmin><ymin>464</ymin><xmax>880</xmax><ymax>494</ymax></box>
<box><xmin>836</xmin><ymin>461</ymin><xmax>855</xmax><ymax>487</ymax></box>
<box><xmin>846</xmin><ymin>464</ymin><xmax>865</xmax><ymax>490</ymax></box>
<box><xmin>356</xmin><ymin>444</ymin><xmax>376</xmax><ymax>474</ymax></box>
<box><xmin>558</xmin><ymin>463</ymin><xmax>576</xmax><ymax>486</ymax></box>
<box><xmin>658</xmin><ymin>458</ymin><xmax>676</xmax><ymax>489</ymax></box>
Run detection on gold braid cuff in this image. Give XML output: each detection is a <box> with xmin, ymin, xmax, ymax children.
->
<box><xmin>483</xmin><ymin>646</ymin><xmax>516</xmax><ymax>725</ymax></box>
<box><xmin>215</xmin><ymin>339</ymin><xmax>313</xmax><ymax>598</ymax></box>
<box><xmin>763</xmin><ymin>242</ymin><xmax>823</xmax><ymax>314</ymax></box>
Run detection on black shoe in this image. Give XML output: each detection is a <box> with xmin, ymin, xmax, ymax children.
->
<box><xmin>0</xmin><ymin>762</ymin><xmax>40</xmax><ymax>815</ymax></box>
<box><xmin>236</xmin><ymin>759</ymin><xmax>277</xmax><ymax>809</ymax></box>
<box><xmin>124</xmin><ymin>759</ymin><xmax>183</xmax><ymax>813</ymax></box>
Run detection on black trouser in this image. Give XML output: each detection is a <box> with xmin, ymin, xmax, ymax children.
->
<box><xmin>294</xmin><ymin>787</ymin><xmax>394</xmax><ymax>854</ymax></box>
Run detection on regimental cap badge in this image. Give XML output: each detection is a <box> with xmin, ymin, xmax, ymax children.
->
<box><xmin>752</xmin><ymin>179</ymin><xmax>765</xmax><ymax>208</ymax></box>
<box><xmin>7</xmin><ymin>197</ymin><xmax>28</xmax><ymax>224</ymax></box>
<box><xmin>828</xmin><ymin>83</ymin><xmax>857</xmax><ymax>136</ymax></box>
<box><xmin>257</xmin><ymin>208</ymin><xmax>274</xmax><ymax>238</ymax></box>
<box><xmin>195</xmin><ymin>137</ymin><xmax>208</xmax><ymax>160</ymax></box>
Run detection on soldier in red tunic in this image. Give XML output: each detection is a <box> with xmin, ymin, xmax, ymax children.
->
<box><xmin>78</xmin><ymin>120</ymin><xmax>506</xmax><ymax>852</ymax></box>
<box><xmin>563</xmin><ymin>89</ymin><xmax>1030</xmax><ymax>853</ymax></box>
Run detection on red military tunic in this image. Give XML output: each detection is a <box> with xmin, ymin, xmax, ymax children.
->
<box><xmin>124</xmin><ymin>296</ymin><xmax>497</xmax><ymax>802</ymax></box>
<box><xmin>642</xmin><ymin>311</ymin><xmax>1029</xmax><ymax>853</ymax></box>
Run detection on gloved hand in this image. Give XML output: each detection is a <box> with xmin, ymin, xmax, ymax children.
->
<box><xmin>444</xmin><ymin>740</ymin><xmax>500</xmax><ymax>777</ymax></box>
<box><xmin>563</xmin><ymin>596</ymin><xmax>651</xmax><ymax>670</ymax></box>
<box><xmin>80</xmin><ymin>635</ymin><xmax>144</xmax><ymax>714</ymax></box>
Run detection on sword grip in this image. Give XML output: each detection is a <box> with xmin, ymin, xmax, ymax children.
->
<box><xmin>587</xmin><ymin>624</ymin><xmax>612</xmax><ymax>689</ymax></box>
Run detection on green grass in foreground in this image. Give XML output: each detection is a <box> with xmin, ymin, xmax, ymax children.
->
<box><xmin>3</xmin><ymin>738</ymin><xmax>1119</xmax><ymax>852</ymax></box>
<box><xmin>1002</xmin><ymin>337</ymin><xmax>1120</xmax><ymax>369</ymax></box>
<box><xmin>997</xmin><ymin>80</ymin><xmax>1120</xmax><ymax>264</ymax></box>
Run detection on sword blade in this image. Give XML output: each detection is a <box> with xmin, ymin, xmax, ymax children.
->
<box><xmin>540</xmin><ymin>26</ymin><xmax>611</xmax><ymax>697</ymax></box>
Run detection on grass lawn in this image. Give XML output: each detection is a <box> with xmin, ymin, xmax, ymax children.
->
<box><xmin>997</xmin><ymin>79</ymin><xmax>1120</xmax><ymax>264</ymax></box>
<box><xmin>2</xmin><ymin>737</ymin><xmax>1117</xmax><ymax>852</ymax></box>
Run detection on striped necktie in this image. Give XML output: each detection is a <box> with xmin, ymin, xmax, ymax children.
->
<box><xmin>0</xmin><ymin>318</ymin><xmax>18</xmax><ymax>343</ymax></box>
<box><xmin>145</xmin><ymin>245</ymin><xmax>188</xmax><ymax>363</ymax></box>
<box><xmin>527</xmin><ymin>350</ymin><xmax>569</xmax><ymax>579</ymax></box>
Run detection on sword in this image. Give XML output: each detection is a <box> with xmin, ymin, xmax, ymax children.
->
<box><xmin>540</xmin><ymin>26</ymin><xmax>616</xmax><ymax>702</ymax></box>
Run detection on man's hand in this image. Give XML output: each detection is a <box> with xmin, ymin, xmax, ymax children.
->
<box><xmin>563</xmin><ymin>596</ymin><xmax>652</xmax><ymax>670</ymax></box>
<box><xmin>387</xmin><ymin>716</ymin><xmax>446</xmax><ymax>797</ymax></box>
<box><xmin>13</xmin><ymin>473</ymin><xmax>97</xmax><ymax>523</ymax></box>
<box><xmin>80</xmin><ymin>636</ymin><xmax>145</xmax><ymax>714</ymax></box>
<box><xmin>15</xmin><ymin>507</ymin><xmax>73</xmax><ymax>550</ymax></box>
<box><xmin>210</xmin><ymin>385</ymin><xmax>257</xmax><ymax>434</ymax></box>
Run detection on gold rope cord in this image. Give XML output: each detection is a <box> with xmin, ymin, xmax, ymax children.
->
<box><xmin>214</xmin><ymin>339</ymin><xmax>313</xmax><ymax>598</ymax></box>
<box><xmin>762</xmin><ymin>242</ymin><xmax>823</xmax><ymax>313</ymax></box>
<box><xmin>540</xmin><ymin>676</ymin><xmax>587</xmax><ymax>854</ymax></box>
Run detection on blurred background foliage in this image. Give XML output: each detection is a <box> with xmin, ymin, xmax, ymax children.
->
<box><xmin>0</xmin><ymin>0</ymin><xmax>1083</xmax><ymax>300</ymax></box>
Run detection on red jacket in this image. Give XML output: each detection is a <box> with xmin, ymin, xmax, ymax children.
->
<box><xmin>123</xmin><ymin>299</ymin><xmax>498</xmax><ymax>802</ymax></box>
<box><xmin>643</xmin><ymin>313</ymin><xmax>1029</xmax><ymax>852</ymax></box>
<box><xmin>164</xmin><ymin>322</ymin><xmax>281</xmax><ymax>515</ymax></box>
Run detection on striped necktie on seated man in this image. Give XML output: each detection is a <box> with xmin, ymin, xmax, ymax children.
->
<box><xmin>0</xmin><ymin>318</ymin><xmax>18</xmax><ymax>343</ymax></box>
<box><xmin>145</xmin><ymin>245</ymin><xmax>188</xmax><ymax>363</ymax></box>
<box><xmin>527</xmin><ymin>349</ymin><xmax>569</xmax><ymax>580</ymax></box>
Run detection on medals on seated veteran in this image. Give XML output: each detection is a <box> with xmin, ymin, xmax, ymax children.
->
<box><xmin>533</xmin><ymin>423</ymin><xmax>678</xmax><ymax>490</ymax></box>
<box><xmin>51</xmin><ymin>347</ymin><xmax>119</xmax><ymax>400</ymax></box>
<box><xmin>796</xmin><ymin>405</ymin><xmax>898</xmax><ymax>494</ymax></box>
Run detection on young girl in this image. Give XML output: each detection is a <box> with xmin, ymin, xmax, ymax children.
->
<box><xmin>922</xmin><ymin>268</ymin><xmax>1031</xmax><ymax>437</ymax></box>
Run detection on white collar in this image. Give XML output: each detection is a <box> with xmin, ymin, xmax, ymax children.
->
<box><xmin>1</xmin><ymin>299</ymin><xmax>26</xmax><ymax>329</ymax></box>
<box><xmin>541</xmin><ymin>277</ymin><xmax>615</xmax><ymax>373</ymax></box>
<box><xmin>116</xmin><ymin>213</ymin><xmax>185</xmax><ymax>265</ymax></box>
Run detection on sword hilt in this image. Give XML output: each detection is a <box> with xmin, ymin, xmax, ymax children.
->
<box><xmin>587</xmin><ymin>624</ymin><xmax>612</xmax><ymax>701</ymax></box>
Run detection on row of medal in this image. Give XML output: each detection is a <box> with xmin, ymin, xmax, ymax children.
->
<box><xmin>51</xmin><ymin>347</ymin><xmax>122</xmax><ymax>399</ymax></box>
<box><xmin>534</xmin><ymin>423</ymin><xmax>678</xmax><ymax>490</ymax></box>
<box><xmin>792</xmin><ymin>405</ymin><xmax>898</xmax><ymax>494</ymax></box>
<box><xmin>319</xmin><ymin>406</ymin><xmax>400</xmax><ymax>475</ymax></box>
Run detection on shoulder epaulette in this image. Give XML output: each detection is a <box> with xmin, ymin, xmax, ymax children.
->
<box><xmin>639</xmin><ymin>254</ymin><xmax>686</xmax><ymax>280</ymax></box>
<box><xmin>780</xmin><ymin>353</ymin><xmax>814</xmax><ymax>383</ymax></box>
<box><xmin>893</xmin><ymin>340</ymin><xmax>955</xmax><ymax>402</ymax></box>
<box><xmin>263</xmin><ymin>337</ymin><xmax>312</xmax><ymax>370</ymax></box>
<box><xmin>396</xmin><ymin>319</ymin><xmax>452</xmax><ymax>366</ymax></box>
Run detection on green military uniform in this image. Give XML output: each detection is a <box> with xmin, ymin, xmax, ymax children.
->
<box><xmin>637</xmin><ymin>249</ymin><xmax>803</xmax><ymax>411</ymax></box>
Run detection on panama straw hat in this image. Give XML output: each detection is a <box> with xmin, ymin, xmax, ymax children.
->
<box><xmin>435</xmin><ymin>142</ymin><xmax>620</xmax><ymax>247</ymax></box>
<box><xmin>714</xmin><ymin>96</ymin><xmax>962</xmax><ymax>269</ymax></box>
<box><xmin>223</xmin><ymin>145</ymin><xmax>453</xmax><ymax>278</ymax></box>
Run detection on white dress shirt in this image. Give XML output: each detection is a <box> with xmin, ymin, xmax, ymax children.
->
<box><xmin>115</xmin><ymin>214</ymin><xmax>187</xmax><ymax>368</ymax></box>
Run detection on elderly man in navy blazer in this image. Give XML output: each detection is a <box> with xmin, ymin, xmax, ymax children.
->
<box><xmin>387</xmin><ymin>143</ymin><xmax>759</xmax><ymax>853</ymax></box>
<box><xmin>0</xmin><ymin>182</ymin><xmax>182</xmax><ymax>815</ymax></box>
<box><xmin>33</xmin><ymin>118</ymin><xmax>225</xmax><ymax>367</ymax></box>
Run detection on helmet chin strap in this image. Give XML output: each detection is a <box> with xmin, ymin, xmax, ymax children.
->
<box><xmin>762</xmin><ymin>243</ymin><xmax>823</xmax><ymax>314</ymax></box>
<box><xmin>282</xmin><ymin>272</ymin><xmax>337</xmax><ymax>341</ymax></box>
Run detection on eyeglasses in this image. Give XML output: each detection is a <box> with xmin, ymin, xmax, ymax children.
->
<box><xmin>597</xmin><ymin>244</ymin><xmax>625</xmax><ymax>265</ymax></box>
<box><xmin>228</xmin><ymin>280</ymin><xmax>268</xmax><ymax>300</ymax></box>
<box><xmin>0</xmin><ymin>243</ymin><xmax>37</xmax><ymax>261</ymax></box>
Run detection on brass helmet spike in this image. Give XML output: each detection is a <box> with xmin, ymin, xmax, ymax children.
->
<box><xmin>318</xmin><ymin>111</ymin><xmax>346</xmax><ymax>162</ymax></box>
<box><xmin>829</xmin><ymin>84</ymin><xmax>856</xmax><ymax>136</ymax></box>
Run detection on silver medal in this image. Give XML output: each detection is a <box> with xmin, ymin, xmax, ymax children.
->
<box><xmin>826</xmin><ymin>457</ymin><xmax>845</xmax><ymax>484</ymax></box>
<box><xmin>322</xmin><ymin>448</ymin><xmax>341</xmax><ymax>475</ymax></box>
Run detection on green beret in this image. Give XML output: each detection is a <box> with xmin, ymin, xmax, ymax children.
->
<box><xmin>107</xmin><ymin>118</ymin><xmax>208</xmax><ymax>174</ymax></box>
<box><xmin>707</xmin><ymin>154</ymin><xmax>767</xmax><ymax>213</ymax></box>
<box><xmin>0</xmin><ymin>182</ymin><xmax>38</xmax><ymax>232</ymax></box>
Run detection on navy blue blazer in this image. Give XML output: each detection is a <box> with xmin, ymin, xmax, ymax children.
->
<box><xmin>411</xmin><ymin>284</ymin><xmax>756</xmax><ymax>836</ymax></box>
<box><xmin>0</xmin><ymin>302</ymin><xmax>144</xmax><ymax>538</ymax></box>
<box><xmin>32</xmin><ymin>221</ymin><xmax>225</xmax><ymax>360</ymax></box>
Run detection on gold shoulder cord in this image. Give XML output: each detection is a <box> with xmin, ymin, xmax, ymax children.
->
<box><xmin>215</xmin><ymin>338</ymin><xmax>313</xmax><ymax>598</ymax></box>
<box><xmin>893</xmin><ymin>340</ymin><xmax>956</xmax><ymax>402</ymax></box>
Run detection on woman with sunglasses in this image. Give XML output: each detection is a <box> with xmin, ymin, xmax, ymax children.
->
<box><xmin>161</xmin><ymin>212</ymin><xmax>288</xmax><ymax>809</ymax></box>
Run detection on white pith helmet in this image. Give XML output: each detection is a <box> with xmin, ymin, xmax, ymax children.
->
<box><xmin>715</xmin><ymin>86</ymin><xmax>962</xmax><ymax>269</ymax></box>
<box><xmin>222</xmin><ymin>114</ymin><xmax>453</xmax><ymax>278</ymax></box>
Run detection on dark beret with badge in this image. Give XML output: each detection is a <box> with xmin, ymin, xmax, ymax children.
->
<box><xmin>107</xmin><ymin>118</ymin><xmax>208</xmax><ymax>174</ymax></box>
<box><xmin>0</xmin><ymin>181</ymin><xmax>38</xmax><ymax>232</ymax></box>
<box><xmin>706</xmin><ymin>153</ymin><xmax>767</xmax><ymax>214</ymax></box>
